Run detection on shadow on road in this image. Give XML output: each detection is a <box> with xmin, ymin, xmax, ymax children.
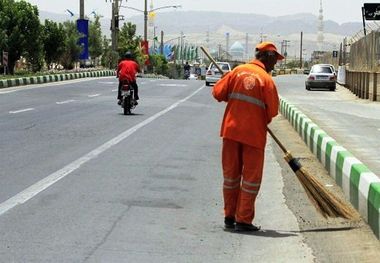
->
<box><xmin>117</xmin><ymin>113</ymin><xmax>144</xmax><ymax>116</ymax></box>
<box><xmin>224</xmin><ymin>228</ymin><xmax>298</xmax><ymax>238</ymax></box>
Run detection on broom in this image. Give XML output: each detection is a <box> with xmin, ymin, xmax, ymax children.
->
<box><xmin>200</xmin><ymin>46</ymin><xmax>356</xmax><ymax>219</ymax></box>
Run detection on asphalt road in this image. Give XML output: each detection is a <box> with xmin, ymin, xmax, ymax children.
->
<box><xmin>0</xmin><ymin>76</ymin><xmax>379</xmax><ymax>262</ymax></box>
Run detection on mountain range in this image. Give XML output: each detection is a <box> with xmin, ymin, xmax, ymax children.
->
<box><xmin>39</xmin><ymin>10</ymin><xmax>362</xmax><ymax>58</ymax></box>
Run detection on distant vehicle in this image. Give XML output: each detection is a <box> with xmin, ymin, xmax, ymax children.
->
<box><xmin>305</xmin><ymin>64</ymin><xmax>336</xmax><ymax>91</ymax></box>
<box><xmin>205</xmin><ymin>62</ymin><xmax>231</xmax><ymax>86</ymax></box>
<box><xmin>318</xmin><ymin>63</ymin><xmax>336</xmax><ymax>73</ymax></box>
<box><xmin>189</xmin><ymin>73</ymin><xmax>198</xmax><ymax>80</ymax></box>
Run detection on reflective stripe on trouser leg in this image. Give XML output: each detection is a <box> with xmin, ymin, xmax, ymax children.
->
<box><xmin>222</xmin><ymin>139</ymin><xmax>243</xmax><ymax>219</ymax></box>
<box><xmin>236</xmin><ymin>144</ymin><xmax>264</xmax><ymax>224</ymax></box>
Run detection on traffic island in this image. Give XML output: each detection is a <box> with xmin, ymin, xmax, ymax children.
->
<box><xmin>0</xmin><ymin>70</ymin><xmax>116</xmax><ymax>89</ymax></box>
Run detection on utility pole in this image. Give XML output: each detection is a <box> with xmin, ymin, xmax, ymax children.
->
<box><xmin>245</xmin><ymin>33</ymin><xmax>249</xmax><ymax>60</ymax></box>
<box><xmin>206</xmin><ymin>31</ymin><xmax>210</xmax><ymax>50</ymax></box>
<box><xmin>80</xmin><ymin>0</ymin><xmax>84</xmax><ymax>19</ymax></box>
<box><xmin>282</xmin><ymin>40</ymin><xmax>290</xmax><ymax>66</ymax></box>
<box><xmin>225</xmin><ymin>32</ymin><xmax>230</xmax><ymax>58</ymax></box>
<box><xmin>110</xmin><ymin>0</ymin><xmax>120</xmax><ymax>52</ymax></box>
<box><xmin>160</xmin><ymin>30</ymin><xmax>164</xmax><ymax>55</ymax></box>
<box><xmin>339</xmin><ymin>42</ymin><xmax>343</xmax><ymax>66</ymax></box>
<box><xmin>180</xmin><ymin>31</ymin><xmax>184</xmax><ymax>65</ymax></box>
<box><xmin>343</xmin><ymin>37</ymin><xmax>347</xmax><ymax>65</ymax></box>
<box><xmin>299</xmin><ymin>31</ymin><xmax>303</xmax><ymax>69</ymax></box>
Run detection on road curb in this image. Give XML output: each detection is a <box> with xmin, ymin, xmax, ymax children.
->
<box><xmin>0</xmin><ymin>70</ymin><xmax>116</xmax><ymax>89</ymax></box>
<box><xmin>280</xmin><ymin>97</ymin><xmax>380</xmax><ymax>239</ymax></box>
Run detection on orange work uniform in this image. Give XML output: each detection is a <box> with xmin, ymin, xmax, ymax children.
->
<box><xmin>212</xmin><ymin>59</ymin><xmax>279</xmax><ymax>224</ymax></box>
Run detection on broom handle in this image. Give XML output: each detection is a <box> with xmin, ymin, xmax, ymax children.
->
<box><xmin>200</xmin><ymin>46</ymin><xmax>225</xmax><ymax>75</ymax></box>
<box><xmin>200</xmin><ymin>46</ymin><xmax>288</xmax><ymax>154</ymax></box>
<box><xmin>267</xmin><ymin>128</ymin><xmax>288</xmax><ymax>154</ymax></box>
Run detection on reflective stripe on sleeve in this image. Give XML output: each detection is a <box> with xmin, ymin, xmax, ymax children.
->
<box><xmin>228</xmin><ymin>92</ymin><xmax>266</xmax><ymax>109</ymax></box>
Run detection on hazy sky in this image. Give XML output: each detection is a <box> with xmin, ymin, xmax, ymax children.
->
<box><xmin>25</xmin><ymin>0</ymin><xmax>367</xmax><ymax>24</ymax></box>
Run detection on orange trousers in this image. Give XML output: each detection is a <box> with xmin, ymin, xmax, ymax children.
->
<box><xmin>222</xmin><ymin>138</ymin><xmax>265</xmax><ymax>224</ymax></box>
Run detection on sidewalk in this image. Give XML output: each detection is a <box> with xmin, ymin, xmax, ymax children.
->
<box><xmin>279</xmin><ymin>84</ymin><xmax>380</xmax><ymax>239</ymax></box>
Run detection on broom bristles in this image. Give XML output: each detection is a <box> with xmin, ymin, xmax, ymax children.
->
<box><xmin>285</xmin><ymin>152</ymin><xmax>356</xmax><ymax>219</ymax></box>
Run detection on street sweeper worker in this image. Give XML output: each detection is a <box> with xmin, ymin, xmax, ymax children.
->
<box><xmin>212</xmin><ymin>41</ymin><xmax>284</xmax><ymax>231</ymax></box>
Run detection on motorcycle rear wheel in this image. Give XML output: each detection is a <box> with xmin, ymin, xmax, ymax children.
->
<box><xmin>123</xmin><ymin>96</ymin><xmax>131</xmax><ymax>115</ymax></box>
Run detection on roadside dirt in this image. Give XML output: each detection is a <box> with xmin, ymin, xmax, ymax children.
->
<box><xmin>270</xmin><ymin>115</ymin><xmax>380</xmax><ymax>263</ymax></box>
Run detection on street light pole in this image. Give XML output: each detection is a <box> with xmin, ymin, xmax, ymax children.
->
<box><xmin>144</xmin><ymin>0</ymin><xmax>148</xmax><ymax>42</ymax></box>
<box><xmin>120</xmin><ymin>2</ymin><xmax>180</xmax><ymax>43</ymax></box>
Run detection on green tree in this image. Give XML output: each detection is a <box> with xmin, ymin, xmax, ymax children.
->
<box><xmin>60</xmin><ymin>21</ymin><xmax>82</xmax><ymax>69</ymax></box>
<box><xmin>89</xmin><ymin>15</ymin><xmax>103</xmax><ymax>66</ymax></box>
<box><xmin>101</xmin><ymin>36</ymin><xmax>118</xmax><ymax>69</ymax></box>
<box><xmin>0</xmin><ymin>0</ymin><xmax>44</xmax><ymax>74</ymax></box>
<box><xmin>118</xmin><ymin>22</ymin><xmax>145</xmax><ymax>67</ymax></box>
<box><xmin>42</xmin><ymin>19</ymin><xmax>66</xmax><ymax>69</ymax></box>
<box><xmin>149</xmin><ymin>54</ymin><xmax>168</xmax><ymax>75</ymax></box>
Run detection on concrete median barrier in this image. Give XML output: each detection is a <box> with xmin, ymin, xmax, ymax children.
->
<box><xmin>280</xmin><ymin>98</ymin><xmax>380</xmax><ymax>239</ymax></box>
<box><xmin>0</xmin><ymin>70</ymin><xmax>116</xmax><ymax>89</ymax></box>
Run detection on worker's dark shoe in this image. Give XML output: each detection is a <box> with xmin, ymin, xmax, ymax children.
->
<box><xmin>235</xmin><ymin>222</ymin><xmax>261</xmax><ymax>232</ymax></box>
<box><xmin>224</xmin><ymin>217</ymin><xmax>235</xmax><ymax>229</ymax></box>
<box><xmin>117</xmin><ymin>100</ymin><xmax>122</xmax><ymax>105</ymax></box>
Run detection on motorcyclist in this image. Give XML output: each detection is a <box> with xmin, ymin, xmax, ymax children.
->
<box><xmin>117</xmin><ymin>51</ymin><xmax>140</xmax><ymax>105</ymax></box>
<box><xmin>183</xmin><ymin>61</ymin><xmax>191</xmax><ymax>79</ymax></box>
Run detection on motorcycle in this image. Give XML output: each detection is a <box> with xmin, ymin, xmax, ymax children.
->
<box><xmin>184</xmin><ymin>69</ymin><xmax>190</xmax><ymax>80</ymax></box>
<box><xmin>120</xmin><ymin>81</ymin><xmax>137</xmax><ymax>115</ymax></box>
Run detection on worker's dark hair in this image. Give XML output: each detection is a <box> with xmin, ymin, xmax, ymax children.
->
<box><xmin>255</xmin><ymin>49</ymin><xmax>276</xmax><ymax>60</ymax></box>
<box><xmin>124</xmin><ymin>51</ymin><xmax>133</xmax><ymax>59</ymax></box>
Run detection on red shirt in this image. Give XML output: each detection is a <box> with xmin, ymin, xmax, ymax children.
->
<box><xmin>117</xmin><ymin>60</ymin><xmax>140</xmax><ymax>82</ymax></box>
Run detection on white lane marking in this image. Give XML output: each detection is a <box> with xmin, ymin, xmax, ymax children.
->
<box><xmin>98</xmin><ymin>81</ymin><xmax>116</xmax><ymax>84</ymax></box>
<box><xmin>159</xmin><ymin>84</ymin><xmax>187</xmax><ymax>87</ymax></box>
<box><xmin>112</xmin><ymin>89</ymin><xmax>117</xmax><ymax>92</ymax></box>
<box><xmin>0</xmin><ymin>77</ymin><xmax>114</xmax><ymax>94</ymax></box>
<box><xmin>88</xmin><ymin>94</ymin><xmax>100</xmax><ymax>98</ymax></box>
<box><xmin>0</xmin><ymin>90</ymin><xmax>17</xmax><ymax>94</ymax></box>
<box><xmin>9</xmin><ymin>108</ymin><xmax>35</xmax><ymax>114</ymax></box>
<box><xmin>56</xmin><ymin>100</ymin><xmax>76</xmax><ymax>105</ymax></box>
<box><xmin>0</xmin><ymin>85</ymin><xmax>205</xmax><ymax>216</ymax></box>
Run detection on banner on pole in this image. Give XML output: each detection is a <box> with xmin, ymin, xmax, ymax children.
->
<box><xmin>2</xmin><ymin>51</ymin><xmax>8</xmax><ymax>66</ymax></box>
<box><xmin>76</xmin><ymin>19</ymin><xmax>89</xmax><ymax>60</ymax></box>
<box><xmin>141</xmin><ymin>40</ymin><xmax>150</xmax><ymax>65</ymax></box>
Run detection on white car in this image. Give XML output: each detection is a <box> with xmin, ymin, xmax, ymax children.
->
<box><xmin>305</xmin><ymin>64</ymin><xmax>336</xmax><ymax>91</ymax></box>
<box><xmin>205</xmin><ymin>62</ymin><xmax>231</xmax><ymax>86</ymax></box>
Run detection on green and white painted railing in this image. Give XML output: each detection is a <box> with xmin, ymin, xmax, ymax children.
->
<box><xmin>280</xmin><ymin>98</ymin><xmax>380</xmax><ymax>239</ymax></box>
<box><xmin>0</xmin><ymin>70</ymin><xmax>115</xmax><ymax>89</ymax></box>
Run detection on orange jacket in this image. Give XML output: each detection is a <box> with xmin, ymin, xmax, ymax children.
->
<box><xmin>212</xmin><ymin>59</ymin><xmax>279</xmax><ymax>149</ymax></box>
